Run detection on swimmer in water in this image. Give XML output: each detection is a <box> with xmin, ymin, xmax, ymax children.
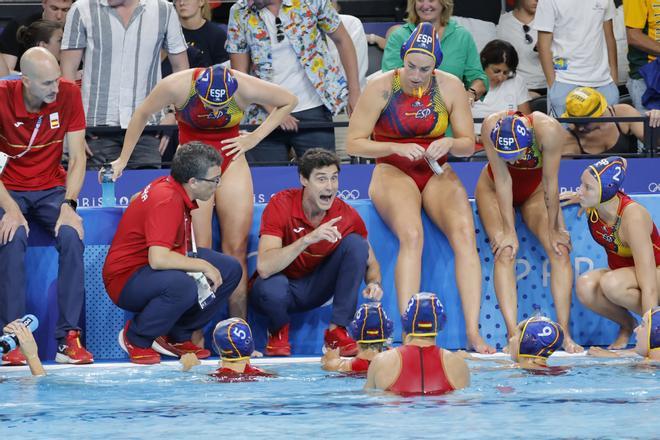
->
<box><xmin>365</xmin><ymin>292</ymin><xmax>470</xmax><ymax>395</ymax></box>
<box><xmin>321</xmin><ymin>302</ymin><xmax>393</xmax><ymax>374</ymax></box>
<box><xmin>588</xmin><ymin>306</ymin><xmax>660</xmax><ymax>361</ymax></box>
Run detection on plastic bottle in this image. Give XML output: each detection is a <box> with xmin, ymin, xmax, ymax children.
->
<box><xmin>101</xmin><ymin>166</ymin><xmax>116</xmax><ymax>207</ymax></box>
<box><xmin>0</xmin><ymin>314</ymin><xmax>39</xmax><ymax>354</ymax></box>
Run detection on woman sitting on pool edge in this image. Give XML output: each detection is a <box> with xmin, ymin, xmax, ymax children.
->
<box><xmin>321</xmin><ymin>302</ymin><xmax>393</xmax><ymax>374</ymax></box>
<box><xmin>588</xmin><ymin>306</ymin><xmax>659</xmax><ymax>361</ymax></box>
<box><xmin>364</xmin><ymin>293</ymin><xmax>470</xmax><ymax>395</ymax></box>
<box><xmin>180</xmin><ymin>318</ymin><xmax>273</xmax><ymax>381</ymax></box>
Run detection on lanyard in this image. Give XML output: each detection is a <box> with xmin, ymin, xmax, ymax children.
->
<box><xmin>185</xmin><ymin>216</ymin><xmax>198</xmax><ymax>258</ymax></box>
<box><xmin>10</xmin><ymin>116</ymin><xmax>43</xmax><ymax>159</ymax></box>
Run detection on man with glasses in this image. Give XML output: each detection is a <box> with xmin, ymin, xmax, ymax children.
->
<box><xmin>102</xmin><ymin>142</ymin><xmax>242</xmax><ymax>364</ymax></box>
<box><xmin>497</xmin><ymin>0</ymin><xmax>547</xmax><ymax>96</ymax></box>
<box><xmin>226</xmin><ymin>0</ymin><xmax>360</xmax><ymax>164</ymax></box>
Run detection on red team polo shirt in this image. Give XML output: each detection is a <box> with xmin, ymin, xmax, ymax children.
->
<box><xmin>0</xmin><ymin>79</ymin><xmax>85</xmax><ymax>191</ymax></box>
<box><xmin>102</xmin><ymin>176</ymin><xmax>198</xmax><ymax>303</ymax></box>
<box><xmin>260</xmin><ymin>188</ymin><xmax>368</xmax><ymax>279</ymax></box>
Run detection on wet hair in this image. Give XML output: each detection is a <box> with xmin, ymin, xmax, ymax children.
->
<box><xmin>16</xmin><ymin>20</ymin><xmax>63</xmax><ymax>49</ymax></box>
<box><xmin>297</xmin><ymin>148</ymin><xmax>340</xmax><ymax>179</ymax></box>
<box><xmin>406</xmin><ymin>0</ymin><xmax>453</xmax><ymax>27</ymax></box>
<box><xmin>171</xmin><ymin>141</ymin><xmax>222</xmax><ymax>183</ymax></box>
<box><xmin>480</xmin><ymin>39</ymin><xmax>519</xmax><ymax>71</ymax></box>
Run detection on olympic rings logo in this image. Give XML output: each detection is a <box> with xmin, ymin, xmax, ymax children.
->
<box><xmin>648</xmin><ymin>182</ymin><xmax>660</xmax><ymax>193</ymax></box>
<box><xmin>337</xmin><ymin>189</ymin><xmax>361</xmax><ymax>200</ymax></box>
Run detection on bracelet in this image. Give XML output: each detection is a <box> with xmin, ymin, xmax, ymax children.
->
<box><xmin>467</xmin><ymin>87</ymin><xmax>478</xmax><ymax>98</ymax></box>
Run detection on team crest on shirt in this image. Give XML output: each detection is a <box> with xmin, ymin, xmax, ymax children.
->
<box><xmin>49</xmin><ymin>112</ymin><xmax>60</xmax><ymax>129</ymax></box>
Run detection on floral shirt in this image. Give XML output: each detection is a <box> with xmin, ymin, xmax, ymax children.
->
<box><xmin>226</xmin><ymin>0</ymin><xmax>348</xmax><ymax>123</ymax></box>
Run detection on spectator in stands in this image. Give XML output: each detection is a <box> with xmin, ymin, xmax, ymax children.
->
<box><xmin>226</xmin><ymin>0</ymin><xmax>360</xmax><ymax>165</ymax></box>
<box><xmin>162</xmin><ymin>0</ymin><xmax>228</xmax><ymax>77</ymax></box>
<box><xmin>381</xmin><ymin>0</ymin><xmax>488</xmax><ymax>106</ymax></box>
<box><xmin>452</xmin><ymin>0</ymin><xmax>501</xmax><ymax>52</ymax></box>
<box><xmin>250</xmin><ymin>149</ymin><xmax>383</xmax><ymax>357</ymax></box>
<box><xmin>16</xmin><ymin>20</ymin><xmax>63</xmax><ymax>62</ymax></box>
<box><xmin>472</xmin><ymin>40</ymin><xmax>531</xmax><ymax>138</ymax></box>
<box><xmin>3</xmin><ymin>320</ymin><xmax>46</xmax><ymax>376</ymax></box>
<box><xmin>561</xmin><ymin>157</ymin><xmax>660</xmax><ymax>349</ymax></box>
<box><xmin>0</xmin><ymin>0</ymin><xmax>72</xmax><ymax>72</ymax></box>
<box><xmin>0</xmin><ymin>47</ymin><xmax>93</xmax><ymax>366</ymax></box>
<box><xmin>535</xmin><ymin>0</ymin><xmax>619</xmax><ymax>117</ymax></box>
<box><xmin>365</xmin><ymin>293</ymin><xmax>470</xmax><ymax>395</ymax></box>
<box><xmin>111</xmin><ymin>64</ymin><xmax>297</xmax><ymax>318</ymax></box>
<box><xmin>60</xmin><ymin>0</ymin><xmax>189</xmax><ymax>170</ymax></box>
<box><xmin>321</xmin><ymin>302</ymin><xmax>393</xmax><ymax>374</ymax></box>
<box><xmin>623</xmin><ymin>0</ymin><xmax>660</xmax><ymax>113</ymax></box>
<box><xmin>561</xmin><ymin>87</ymin><xmax>660</xmax><ymax>155</ymax></box>
<box><xmin>496</xmin><ymin>0</ymin><xmax>548</xmax><ymax>96</ymax></box>
<box><xmin>103</xmin><ymin>142</ymin><xmax>242</xmax><ymax>365</ymax></box>
<box><xmin>347</xmin><ymin>23</ymin><xmax>494</xmax><ymax>354</ymax></box>
<box><xmin>328</xmin><ymin>0</ymin><xmax>369</xmax><ymax>90</ymax></box>
<box><xmin>477</xmin><ymin>112</ymin><xmax>582</xmax><ymax>353</ymax></box>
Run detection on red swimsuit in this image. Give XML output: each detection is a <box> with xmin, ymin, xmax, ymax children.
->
<box><xmin>175</xmin><ymin>67</ymin><xmax>244</xmax><ymax>173</ymax></box>
<box><xmin>373</xmin><ymin>70</ymin><xmax>449</xmax><ymax>191</ymax></box>
<box><xmin>387</xmin><ymin>345</ymin><xmax>455</xmax><ymax>395</ymax></box>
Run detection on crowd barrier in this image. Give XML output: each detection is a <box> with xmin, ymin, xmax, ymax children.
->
<box><xmin>23</xmin><ymin>168</ymin><xmax>660</xmax><ymax>359</ymax></box>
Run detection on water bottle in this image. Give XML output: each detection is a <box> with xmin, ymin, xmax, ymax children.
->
<box><xmin>0</xmin><ymin>314</ymin><xmax>39</xmax><ymax>354</ymax></box>
<box><xmin>101</xmin><ymin>166</ymin><xmax>116</xmax><ymax>207</ymax></box>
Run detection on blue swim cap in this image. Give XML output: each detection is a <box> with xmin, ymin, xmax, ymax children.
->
<box><xmin>518</xmin><ymin>317</ymin><xmax>564</xmax><ymax>360</ymax></box>
<box><xmin>490</xmin><ymin>114</ymin><xmax>533</xmax><ymax>161</ymax></box>
<box><xmin>195</xmin><ymin>65</ymin><xmax>238</xmax><ymax>107</ymax></box>
<box><xmin>212</xmin><ymin>318</ymin><xmax>253</xmax><ymax>361</ymax></box>
<box><xmin>349</xmin><ymin>303</ymin><xmax>394</xmax><ymax>343</ymax></box>
<box><xmin>644</xmin><ymin>306</ymin><xmax>660</xmax><ymax>352</ymax></box>
<box><xmin>400</xmin><ymin>22</ymin><xmax>443</xmax><ymax>68</ymax></box>
<box><xmin>402</xmin><ymin>292</ymin><xmax>447</xmax><ymax>337</ymax></box>
<box><xmin>587</xmin><ymin>156</ymin><xmax>627</xmax><ymax>204</ymax></box>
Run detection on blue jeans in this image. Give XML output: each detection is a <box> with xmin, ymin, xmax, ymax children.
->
<box><xmin>117</xmin><ymin>248</ymin><xmax>242</xmax><ymax>348</ymax></box>
<box><xmin>249</xmin><ymin>233</ymin><xmax>368</xmax><ymax>332</ymax></box>
<box><xmin>627</xmin><ymin>77</ymin><xmax>648</xmax><ymax>113</ymax></box>
<box><xmin>246</xmin><ymin>105</ymin><xmax>335</xmax><ymax>165</ymax></box>
<box><xmin>0</xmin><ymin>187</ymin><xmax>84</xmax><ymax>341</ymax></box>
<box><xmin>548</xmin><ymin>80</ymin><xmax>620</xmax><ymax>117</ymax></box>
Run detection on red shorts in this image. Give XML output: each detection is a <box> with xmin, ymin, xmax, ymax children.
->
<box><xmin>375</xmin><ymin>138</ymin><xmax>447</xmax><ymax>191</ymax></box>
<box><xmin>486</xmin><ymin>164</ymin><xmax>543</xmax><ymax>206</ymax></box>
<box><xmin>177</xmin><ymin>122</ymin><xmax>239</xmax><ymax>173</ymax></box>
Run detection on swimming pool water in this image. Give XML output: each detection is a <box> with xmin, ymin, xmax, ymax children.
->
<box><xmin>1</xmin><ymin>357</ymin><xmax>658</xmax><ymax>439</ymax></box>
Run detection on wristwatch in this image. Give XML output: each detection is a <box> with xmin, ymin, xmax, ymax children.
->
<box><xmin>62</xmin><ymin>198</ymin><xmax>78</xmax><ymax>211</ymax></box>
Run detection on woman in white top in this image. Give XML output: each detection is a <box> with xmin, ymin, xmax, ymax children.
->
<box><xmin>472</xmin><ymin>39</ymin><xmax>531</xmax><ymax>141</ymax></box>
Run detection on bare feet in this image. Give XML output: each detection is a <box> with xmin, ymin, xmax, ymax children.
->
<box><xmin>607</xmin><ymin>318</ymin><xmax>636</xmax><ymax>350</ymax></box>
<box><xmin>191</xmin><ymin>329</ymin><xmax>205</xmax><ymax>348</ymax></box>
<box><xmin>467</xmin><ymin>333</ymin><xmax>496</xmax><ymax>354</ymax></box>
<box><xmin>562</xmin><ymin>335</ymin><xmax>584</xmax><ymax>353</ymax></box>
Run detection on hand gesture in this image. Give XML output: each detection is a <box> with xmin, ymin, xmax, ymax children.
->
<box><xmin>362</xmin><ymin>282</ymin><xmax>383</xmax><ymax>301</ymax></box>
<box><xmin>55</xmin><ymin>204</ymin><xmax>84</xmax><ymax>240</ymax></box>
<box><xmin>202</xmin><ymin>262</ymin><xmax>223</xmax><ymax>292</ymax></box>
<box><xmin>280</xmin><ymin>115</ymin><xmax>300</xmax><ymax>132</ymax></box>
<box><xmin>4</xmin><ymin>320</ymin><xmax>39</xmax><ymax>360</ymax></box>
<box><xmin>303</xmin><ymin>216</ymin><xmax>343</xmax><ymax>245</ymax></box>
<box><xmin>0</xmin><ymin>209</ymin><xmax>29</xmax><ymax>245</ymax></box>
<box><xmin>491</xmin><ymin>230</ymin><xmax>518</xmax><ymax>261</ymax></box>
<box><xmin>559</xmin><ymin>191</ymin><xmax>586</xmax><ymax>218</ymax></box>
<box><xmin>392</xmin><ymin>143</ymin><xmax>425</xmax><ymax>161</ymax></box>
<box><xmin>425</xmin><ymin>138</ymin><xmax>453</xmax><ymax>161</ymax></box>
<box><xmin>221</xmin><ymin>132</ymin><xmax>260</xmax><ymax>159</ymax></box>
<box><xmin>549</xmin><ymin>227</ymin><xmax>571</xmax><ymax>256</ymax></box>
<box><xmin>180</xmin><ymin>352</ymin><xmax>201</xmax><ymax>371</ymax></box>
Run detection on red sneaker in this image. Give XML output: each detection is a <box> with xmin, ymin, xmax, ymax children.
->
<box><xmin>118</xmin><ymin>321</ymin><xmax>160</xmax><ymax>365</ymax></box>
<box><xmin>265</xmin><ymin>324</ymin><xmax>291</xmax><ymax>357</ymax></box>
<box><xmin>2</xmin><ymin>348</ymin><xmax>27</xmax><ymax>366</ymax></box>
<box><xmin>152</xmin><ymin>336</ymin><xmax>211</xmax><ymax>359</ymax></box>
<box><xmin>324</xmin><ymin>326</ymin><xmax>358</xmax><ymax>357</ymax></box>
<box><xmin>55</xmin><ymin>330</ymin><xmax>94</xmax><ymax>364</ymax></box>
